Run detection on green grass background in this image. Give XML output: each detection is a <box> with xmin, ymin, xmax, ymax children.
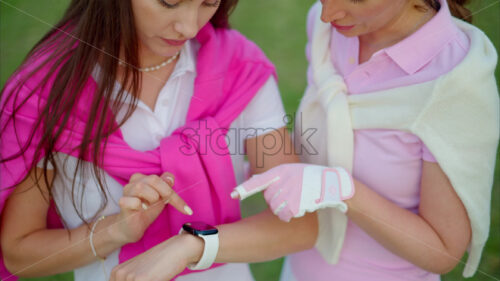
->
<box><xmin>0</xmin><ymin>0</ymin><xmax>498</xmax><ymax>280</ymax></box>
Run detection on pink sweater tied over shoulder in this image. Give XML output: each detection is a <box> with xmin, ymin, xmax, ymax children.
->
<box><xmin>0</xmin><ymin>23</ymin><xmax>276</xmax><ymax>280</ymax></box>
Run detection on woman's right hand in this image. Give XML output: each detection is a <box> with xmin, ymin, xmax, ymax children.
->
<box><xmin>232</xmin><ymin>163</ymin><xmax>354</xmax><ymax>222</ymax></box>
<box><xmin>110</xmin><ymin>172</ymin><xmax>193</xmax><ymax>244</ymax></box>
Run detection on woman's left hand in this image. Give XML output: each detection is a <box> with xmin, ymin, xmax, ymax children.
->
<box><xmin>109</xmin><ymin>234</ymin><xmax>203</xmax><ymax>281</ymax></box>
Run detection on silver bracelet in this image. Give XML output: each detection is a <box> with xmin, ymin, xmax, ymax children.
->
<box><xmin>90</xmin><ymin>215</ymin><xmax>107</xmax><ymax>261</ymax></box>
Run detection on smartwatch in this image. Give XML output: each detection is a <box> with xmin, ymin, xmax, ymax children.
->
<box><xmin>181</xmin><ymin>222</ymin><xmax>219</xmax><ymax>270</ymax></box>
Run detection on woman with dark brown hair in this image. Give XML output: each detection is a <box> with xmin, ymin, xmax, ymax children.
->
<box><xmin>0</xmin><ymin>1</ymin><xmax>319</xmax><ymax>280</ymax></box>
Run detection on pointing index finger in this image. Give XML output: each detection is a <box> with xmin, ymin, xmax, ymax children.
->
<box><xmin>231</xmin><ymin>174</ymin><xmax>281</xmax><ymax>200</ymax></box>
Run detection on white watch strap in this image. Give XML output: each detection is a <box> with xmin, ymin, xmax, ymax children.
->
<box><xmin>187</xmin><ymin>232</ymin><xmax>219</xmax><ymax>270</ymax></box>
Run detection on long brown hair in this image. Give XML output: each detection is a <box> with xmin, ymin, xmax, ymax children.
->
<box><xmin>423</xmin><ymin>0</ymin><xmax>473</xmax><ymax>23</ymax></box>
<box><xmin>0</xmin><ymin>0</ymin><xmax>239</xmax><ymax>228</ymax></box>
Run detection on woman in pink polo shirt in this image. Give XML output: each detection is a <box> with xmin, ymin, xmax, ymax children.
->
<box><xmin>285</xmin><ymin>0</ymin><xmax>472</xmax><ymax>280</ymax></box>
<box><xmin>234</xmin><ymin>0</ymin><xmax>498</xmax><ymax>280</ymax></box>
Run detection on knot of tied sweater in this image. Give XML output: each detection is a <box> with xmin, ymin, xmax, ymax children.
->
<box><xmin>304</xmin><ymin>11</ymin><xmax>354</xmax><ymax>172</ymax></box>
<box><xmin>316</xmin><ymin>69</ymin><xmax>349</xmax><ymax>114</ymax></box>
<box><xmin>311</xmin><ymin>54</ymin><xmax>353</xmax><ymax>172</ymax></box>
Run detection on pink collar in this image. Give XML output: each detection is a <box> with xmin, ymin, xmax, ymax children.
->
<box><xmin>382</xmin><ymin>0</ymin><xmax>460</xmax><ymax>74</ymax></box>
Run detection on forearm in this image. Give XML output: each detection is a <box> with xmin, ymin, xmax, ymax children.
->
<box><xmin>4</xmin><ymin>214</ymin><xmax>127</xmax><ymax>277</ymax></box>
<box><xmin>345</xmin><ymin>180</ymin><xmax>463</xmax><ymax>274</ymax></box>
<box><xmin>215</xmin><ymin>209</ymin><xmax>318</xmax><ymax>263</ymax></box>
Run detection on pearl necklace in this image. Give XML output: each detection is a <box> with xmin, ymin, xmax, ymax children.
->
<box><xmin>119</xmin><ymin>51</ymin><xmax>180</xmax><ymax>72</ymax></box>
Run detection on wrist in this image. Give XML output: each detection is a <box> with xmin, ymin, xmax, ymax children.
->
<box><xmin>106</xmin><ymin>214</ymin><xmax>133</xmax><ymax>245</ymax></box>
<box><xmin>344</xmin><ymin>178</ymin><xmax>362</xmax><ymax>212</ymax></box>
<box><xmin>177</xmin><ymin>233</ymin><xmax>204</xmax><ymax>265</ymax></box>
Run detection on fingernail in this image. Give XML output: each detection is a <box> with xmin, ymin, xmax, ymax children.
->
<box><xmin>184</xmin><ymin>206</ymin><xmax>193</xmax><ymax>216</ymax></box>
<box><xmin>164</xmin><ymin>199</ymin><xmax>170</xmax><ymax>205</ymax></box>
<box><xmin>231</xmin><ymin>191</ymin><xmax>239</xmax><ymax>199</ymax></box>
<box><xmin>164</xmin><ymin>176</ymin><xmax>174</xmax><ymax>186</ymax></box>
<box><xmin>142</xmin><ymin>202</ymin><xmax>148</xmax><ymax>210</ymax></box>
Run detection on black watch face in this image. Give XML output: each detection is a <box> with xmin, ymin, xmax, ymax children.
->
<box><xmin>183</xmin><ymin>222</ymin><xmax>218</xmax><ymax>235</ymax></box>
